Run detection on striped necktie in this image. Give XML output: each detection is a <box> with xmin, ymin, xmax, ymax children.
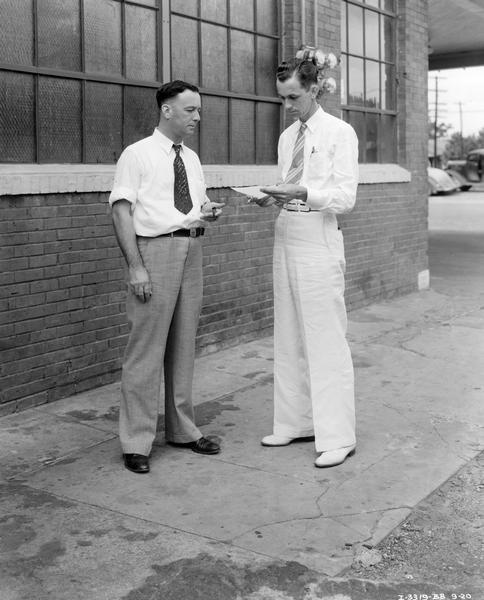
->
<box><xmin>173</xmin><ymin>144</ymin><xmax>193</xmax><ymax>214</ymax></box>
<box><xmin>284</xmin><ymin>122</ymin><xmax>307</xmax><ymax>184</ymax></box>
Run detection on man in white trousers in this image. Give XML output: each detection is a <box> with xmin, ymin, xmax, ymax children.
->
<box><xmin>254</xmin><ymin>55</ymin><xmax>359</xmax><ymax>468</ymax></box>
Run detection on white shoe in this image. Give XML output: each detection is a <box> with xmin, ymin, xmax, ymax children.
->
<box><xmin>314</xmin><ymin>445</ymin><xmax>356</xmax><ymax>468</ymax></box>
<box><xmin>261</xmin><ymin>434</ymin><xmax>295</xmax><ymax>446</ymax></box>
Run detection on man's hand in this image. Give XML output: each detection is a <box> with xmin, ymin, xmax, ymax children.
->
<box><xmin>260</xmin><ymin>184</ymin><xmax>308</xmax><ymax>206</ymax></box>
<box><xmin>248</xmin><ymin>195</ymin><xmax>275</xmax><ymax>207</ymax></box>
<box><xmin>128</xmin><ymin>265</ymin><xmax>152</xmax><ymax>303</ymax></box>
<box><xmin>201</xmin><ymin>201</ymin><xmax>225</xmax><ymax>221</ymax></box>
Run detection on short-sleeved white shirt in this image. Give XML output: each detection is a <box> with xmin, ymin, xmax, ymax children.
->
<box><xmin>109</xmin><ymin>128</ymin><xmax>209</xmax><ymax>236</ymax></box>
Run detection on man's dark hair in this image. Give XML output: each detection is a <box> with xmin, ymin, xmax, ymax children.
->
<box><xmin>156</xmin><ymin>80</ymin><xmax>199</xmax><ymax>109</ymax></box>
<box><xmin>276</xmin><ymin>58</ymin><xmax>318</xmax><ymax>90</ymax></box>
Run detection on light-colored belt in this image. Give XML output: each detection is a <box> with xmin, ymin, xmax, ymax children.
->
<box><xmin>283</xmin><ymin>203</ymin><xmax>315</xmax><ymax>212</ymax></box>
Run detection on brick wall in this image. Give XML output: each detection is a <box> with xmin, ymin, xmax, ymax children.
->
<box><xmin>0</xmin><ymin>189</ymin><xmax>276</xmax><ymax>414</ymax></box>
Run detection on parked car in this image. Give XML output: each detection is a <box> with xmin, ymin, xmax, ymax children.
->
<box><xmin>445</xmin><ymin>168</ymin><xmax>472</xmax><ymax>191</ymax></box>
<box><xmin>447</xmin><ymin>148</ymin><xmax>484</xmax><ymax>183</ymax></box>
<box><xmin>427</xmin><ymin>166</ymin><xmax>459</xmax><ymax>195</ymax></box>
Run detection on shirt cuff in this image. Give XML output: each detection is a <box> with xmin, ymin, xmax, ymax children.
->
<box><xmin>109</xmin><ymin>186</ymin><xmax>137</xmax><ymax>206</ymax></box>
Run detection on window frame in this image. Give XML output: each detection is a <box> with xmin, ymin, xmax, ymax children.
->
<box><xmin>169</xmin><ymin>0</ymin><xmax>282</xmax><ymax>165</ymax></box>
<box><xmin>340</xmin><ymin>0</ymin><xmax>398</xmax><ymax>164</ymax></box>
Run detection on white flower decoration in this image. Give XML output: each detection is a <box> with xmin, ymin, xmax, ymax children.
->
<box><xmin>321</xmin><ymin>77</ymin><xmax>337</xmax><ymax>94</ymax></box>
<box><xmin>314</xmin><ymin>49</ymin><xmax>327</xmax><ymax>68</ymax></box>
<box><xmin>325</xmin><ymin>53</ymin><xmax>338</xmax><ymax>69</ymax></box>
<box><xmin>295</xmin><ymin>45</ymin><xmax>340</xmax><ymax>95</ymax></box>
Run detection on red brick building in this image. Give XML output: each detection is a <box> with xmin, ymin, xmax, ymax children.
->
<box><xmin>0</xmin><ymin>0</ymin><xmax>429</xmax><ymax>413</ymax></box>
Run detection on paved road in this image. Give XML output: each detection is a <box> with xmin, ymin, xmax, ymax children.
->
<box><xmin>428</xmin><ymin>190</ymin><xmax>484</xmax><ymax>297</ymax></box>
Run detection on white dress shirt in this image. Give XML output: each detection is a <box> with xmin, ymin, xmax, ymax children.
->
<box><xmin>109</xmin><ymin>128</ymin><xmax>209</xmax><ymax>236</ymax></box>
<box><xmin>278</xmin><ymin>106</ymin><xmax>359</xmax><ymax>213</ymax></box>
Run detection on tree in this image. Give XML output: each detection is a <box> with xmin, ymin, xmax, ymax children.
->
<box><xmin>429</xmin><ymin>121</ymin><xmax>453</xmax><ymax>139</ymax></box>
<box><xmin>443</xmin><ymin>127</ymin><xmax>484</xmax><ymax>161</ymax></box>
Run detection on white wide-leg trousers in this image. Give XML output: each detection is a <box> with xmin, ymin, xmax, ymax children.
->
<box><xmin>273</xmin><ymin>210</ymin><xmax>356</xmax><ymax>453</ymax></box>
<box><xmin>119</xmin><ymin>235</ymin><xmax>203</xmax><ymax>455</ymax></box>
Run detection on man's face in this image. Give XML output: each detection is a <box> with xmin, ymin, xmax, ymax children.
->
<box><xmin>163</xmin><ymin>89</ymin><xmax>201</xmax><ymax>141</ymax></box>
<box><xmin>276</xmin><ymin>74</ymin><xmax>317</xmax><ymax>122</ymax></box>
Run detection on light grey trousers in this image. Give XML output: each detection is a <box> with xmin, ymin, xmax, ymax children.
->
<box><xmin>119</xmin><ymin>235</ymin><xmax>203</xmax><ymax>455</ymax></box>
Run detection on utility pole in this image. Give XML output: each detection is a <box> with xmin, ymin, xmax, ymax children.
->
<box><xmin>458</xmin><ymin>101</ymin><xmax>464</xmax><ymax>157</ymax></box>
<box><xmin>433</xmin><ymin>76</ymin><xmax>438</xmax><ymax>165</ymax></box>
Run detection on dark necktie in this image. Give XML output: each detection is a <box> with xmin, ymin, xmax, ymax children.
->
<box><xmin>284</xmin><ymin>122</ymin><xmax>307</xmax><ymax>184</ymax></box>
<box><xmin>173</xmin><ymin>144</ymin><xmax>193</xmax><ymax>214</ymax></box>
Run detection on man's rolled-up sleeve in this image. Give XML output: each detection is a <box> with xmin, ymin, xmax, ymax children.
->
<box><xmin>109</xmin><ymin>147</ymin><xmax>141</xmax><ymax>206</ymax></box>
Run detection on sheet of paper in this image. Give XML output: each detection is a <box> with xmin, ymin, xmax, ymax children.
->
<box><xmin>231</xmin><ymin>186</ymin><xmax>270</xmax><ymax>200</ymax></box>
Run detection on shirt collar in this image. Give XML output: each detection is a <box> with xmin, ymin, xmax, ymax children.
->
<box><xmin>152</xmin><ymin>128</ymin><xmax>185</xmax><ymax>155</ymax></box>
<box><xmin>300</xmin><ymin>106</ymin><xmax>325</xmax><ymax>134</ymax></box>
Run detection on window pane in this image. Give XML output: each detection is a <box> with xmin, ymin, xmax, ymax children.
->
<box><xmin>171</xmin><ymin>16</ymin><xmax>199</xmax><ymax>84</ymax></box>
<box><xmin>382</xmin><ymin>63</ymin><xmax>395</xmax><ymax>110</ymax></box>
<box><xmin>200</xmin><ymin>96</ymin><xmax>229</xmax><ymax>164</ymax></box>
<box><xmin>38</xmin><ymin>77</ymin><xmax>82</xmax><ymax>162</ymax></box>
<box><xmin>365</xmin><ymin>9</ymin><xmax>379</xmax><ymax>60</ymax></box>
<box><xmin>347</xmin><ymin>3</ymin><xmax>363</xmax><ymax>55</ymax></box>
<box><xmin>201</xmin><ymin>0</ymin><xmax>227</xmax><ymax>23</ymax></box>
<box><xmin>366</xmin><ymin>113</ymin><xmax>378</xmax><ymax>163</ymax></box>
<box><xmin>125</xmin><ymin>4</ymin><xmax>157</xmax><ymax>80</ymax></box>
<box><xmin>231</xmin><ymin>31</ymin><xmax>255</xmax><ymax>93</ymax></box>
<box><xmin>381</xmin><ymin>15</ymin><xmax>395</xmax><ymax>62</ymax></box>
<box><xmin>84</xmin><ymin>0</ymin><xmax>122</xmax><ymax>75</ymax></box>
<box><xmin>348</xmin><ymin>56</ymin><xmax>364</xmax><ymax>105</ymax></box>
<box><xmin>230</xmin><ymin>0</ymin><xmax>254</xmax><ymax>29</ymax></box>
<box><xmin>383</xmin><ymin>0</ymin><xmax>395</xmax><ymax>12</ymax></box>
<box><xmin>124</xmin><ymin>87</ymin><xmax>158</xmax><ymax>147</ymax></box>
<box><xmin>201</xmin><ymin>24</ymin><xmax>228</xmax><ymax>89</ymax></box>
<box><xmin>0</xmin><ymin>71</ymin><xmax>35</xmax><ymax>162</ymax></box>
<box><xmin>256</xmin><ymin>37</ymin><xmax>278</xmax><ymax>97</ymax></box>
<box><xmin>340</xmin><ymin>54</ymin><xmax>347</xmax><ymax>104</ymax></box>
<box><xmin>85</xmin><ymin>82</ymin><xmax>123</xmax><ymax>163</ymax></box>
<box><xmin>341</xmin><ymin>1</ymin><xmax>347</xmax><ymax>52</ymax></box>
<box><xmin>347</xmin><ymin>111</ymin><xmax>365</xmax><ymax>163</ymax></box>
<box><xmin>37</xmin><ymin>0</ymin><xmax>81</xmax><ymax>71</ymax></box>
<box><xmin>365</xmin><ymin>0</ymin><xmax>379</xmax><ymax>7</ymax></box>
<box><xmin>256</xmin><ymin>102</ymin><xmax>279</xmax><ymax>164</ymax></box>
<box><xmin>0</xmin><ymin>0</ymin><xmax>34</xmax><ymax>66</ymax></box>
<box><xmin>257</xmin><ymin>0</ymin><xmax>278</xmax><ymax>35</ymax></box>
<box><xmin>365</xmin><ymin>60</ymin><xmax>380</xmax><ymax>108</ymax></box>
<box><xmin>380</xmin><ymin>114</ymin><xmax>396</xmax><ymax>162</ymax></box>
<box><xmin>171</xmin><ymin>0</ymin><xmax>198</xmax><ymax>17</ymax></box>
<box><xmin>230</xmin><ymin>100</ymin><xmax>255</xmax><ymax>164</ymax></box>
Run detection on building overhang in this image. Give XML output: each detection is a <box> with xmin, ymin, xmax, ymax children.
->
<box><xmin>429</xmin><ymin>0</ymin><xmax>484</xmax><ymax>70</ymax></box>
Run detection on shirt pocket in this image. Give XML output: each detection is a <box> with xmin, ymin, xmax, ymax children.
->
<box><xmin>307</xmin><ymin>149</ymin><xmax>331</xmax><ymax>179</ymax></box>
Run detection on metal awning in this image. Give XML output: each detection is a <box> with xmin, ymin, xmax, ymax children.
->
<box><xmin>429</xmin><ymin>0</ymin><xmax>484</xmax><ymax>70</ymax></box>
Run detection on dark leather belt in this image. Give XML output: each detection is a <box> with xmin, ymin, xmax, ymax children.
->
<box><xmin>161</xmin><ymin>228</ymin><xmax>205</xmax><ymax>238</ymax></box>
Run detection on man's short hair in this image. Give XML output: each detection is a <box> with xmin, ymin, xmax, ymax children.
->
<box><xmin>276</xmin><ymin>58</ymin><xmax>318</xmax><ymax>91</ymax></box>
<box><xmin>156</xmin><ymin>80</ymin><xmax>199</xmax><ymax>109</ymax></box>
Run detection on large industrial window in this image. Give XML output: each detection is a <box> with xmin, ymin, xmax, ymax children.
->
<box><xmin>340</xmin><ymin>0</ymin><xmax>397</xmax><ymax>163</ymax></box>
<box><xmin>171</xmin><ymin>0</ymin><xmax>280</xmax><ymax>164</ymax></box>
<box><xmin>0</xmin><ymin>0</ymin><xmax>280</xmax><ymax>165</ymax></box>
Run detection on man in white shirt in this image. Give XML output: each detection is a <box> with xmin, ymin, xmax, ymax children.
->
<box><xmin>255</xmin><ymin>56</ymin><xmax>359</xmax><ymax>468</ymax></box>
<box><xmin>109</xmin><ymin>80</ymin><xmax>224</xmax><ymax>474</ymax></box>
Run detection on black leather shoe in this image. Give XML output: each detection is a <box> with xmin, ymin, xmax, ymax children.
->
<box><xmin>169</xmin><ymin>437</ymin><xmax>220</xmax><ymax>455</ymax></box>
<box><xmin>123</xmin><ymin>453</ymin><xmax>150</xmax><ymax>474</ymax></box>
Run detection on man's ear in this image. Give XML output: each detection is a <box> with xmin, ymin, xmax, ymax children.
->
<box><xmin>310</xmin><ymin>83</ymin><xmax>319</xmax><ymax>99</ymax></box>
<box><xmin>161</xmin><ymin>103</ymin><xmax>171</xmax><ymax>119</ymax></box>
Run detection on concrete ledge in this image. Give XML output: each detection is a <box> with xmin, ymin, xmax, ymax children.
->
<box><xmin>0</xmin><ymin>162</ymin><xmax>411</xmax><ymax>196</ymax></box>
<box><xmin>358</xmin><ymin>163</ymin><xmax>411</xmax><ymax>184</ymax></box>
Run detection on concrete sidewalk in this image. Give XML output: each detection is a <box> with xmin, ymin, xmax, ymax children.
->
<box><xmin>1</xmin><ymin>280</ymin><xmax>483</xmax><ymax>598</ymax></box>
